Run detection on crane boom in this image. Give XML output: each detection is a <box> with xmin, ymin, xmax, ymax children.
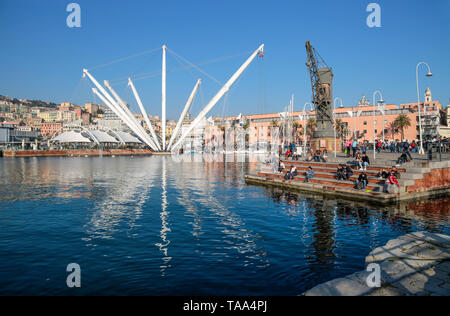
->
<box><xmin>305</xmin><ymin>41</ymin><xmax>334</xmax><ymax>138</ymax></box>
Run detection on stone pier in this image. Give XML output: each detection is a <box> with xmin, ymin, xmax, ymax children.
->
<box><xmin>304</xmin><ymin>231</ymin><xmax>450</xmax><ymax>296</ymax></box>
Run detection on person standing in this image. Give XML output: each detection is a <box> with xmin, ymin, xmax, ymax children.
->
<box><xmin>352</xmin><ymin>139</ymin><xmax>358</xmax><ymax>158</ymax></box>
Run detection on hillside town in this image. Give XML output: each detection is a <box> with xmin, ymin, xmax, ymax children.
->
<box><xmin>1</xmin><ymin>89</ymin><xmax>449</xmax><ymax>151</ymax></box>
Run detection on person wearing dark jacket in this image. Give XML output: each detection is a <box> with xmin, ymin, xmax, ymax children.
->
<box><xmin>344</xmin><ymin>165</ymin><xmax>353</xmax><ymax>180</ymax></box>
<box><xmin>336</xmin><ymin>165</ymin><xmax>345</xmax><ymax>180</ymax></box>
<box><xmin>356</xmin><ymin>172</ymin><xmax>368</xmax><ymax>190</ymax></box>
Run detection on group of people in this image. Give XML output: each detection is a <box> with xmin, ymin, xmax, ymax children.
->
<box><xmin>279</xmin><ymin>162</ymin><xmax>315</xmax><ymax>183</ymax></box>
<box><xmin>305</xmin><ymin>149</ymin><xmax>328</xmax><ymax>163</ymax></box>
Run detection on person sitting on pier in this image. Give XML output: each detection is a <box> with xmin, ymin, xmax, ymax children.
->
<box><xmin>377</xmin><ymin>168</ymin><xmax>390</xmax><ymax>179</ymax></box>
<box><xmin>304</xmin><ymin>166</ymin><xmax>315</xmax><ymax>183</ymax></box>
<box><xmin>336</xmin><ymin>164</ymin><xmax>345</xmax><ymax>180</ymax></box>
<box><xmin>278</xmin><ymin>161</ymin><xmax>286</xmax><ymax>173</ymax></box>
<box><xmin>359</xmin><ymin>153</ymin><xmax>370</xmax><ymax>171</ymax></box>
<box><xmin>306</xmin><ymin>149</ymin><xmax>314</xmax><ymax>162</ymax></box>
<box><xmin>284</xmin><ymin>166</ymin><xmax>298</xmax><ymax>180</ymax></box>
<box><xmin>355</xmin><ymin>152</ymin><xmax>362</xmax><ymax>165</ymax></box>
<box><xmin>321</xmin><ymin>149</ymin><xmax>329</xmax><ymax>162</ymax></box>
<box><xmin>356</xmin><ymin>172</ymin><xmax>368</xmax><ymax>190</ymax></box>
<box><xmin>313</xmin><ymin>150</ymin><xmax>322</xmax><ymax>162</ymax></box>
<box><xmin>396</xmin><ymin>151</ymin><xmax>409</xmax><ymax>165</ymax></box>
<box><xmin>293</xmin><ymin>146</ymin><xmax>301</xmax><ymax>161</ymax></box>
<box><xmin>344</xmin><ymin>164</ymin><xmax>354</xmax><ymax>180</ymax></box>
<box><xmin>391</xmin><ymin>166</ymin><xmax>401</xmax><ymax>179</ymax></box>
<box><xmin>285</xmin><ymin>149</ymin><xmax>292</xmax><ymax>160</ymax></box>
<box><xmin>384</xmin><ymin>171</ymin><xmax>400</xmax><ymax>193</ymax></box>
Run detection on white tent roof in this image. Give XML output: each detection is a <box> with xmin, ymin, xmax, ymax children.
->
<box><xmin>114</xmin><ymin>131</ymin><xmax>142</xmax><ymax>143</ymax></box>
<box><xmin>52</xmin><ymin>131</ymin><xmax>92</xmax><ymax>143</ymax></box>
<box><xmin>89</xmin><ymin>130</ymin><xmax>119</xmax><ymax>143</ymax></box>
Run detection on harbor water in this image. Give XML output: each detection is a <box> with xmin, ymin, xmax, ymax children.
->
<box><xmin>0</xmin><ymin>155</ymin><xmax>448</xmax><ymax>295</ymax></box>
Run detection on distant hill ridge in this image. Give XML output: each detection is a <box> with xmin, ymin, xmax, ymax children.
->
<box><xmin>0</xmin><ymin>95</ymin><xmax>59</xmax><ymax>109</ymax></box>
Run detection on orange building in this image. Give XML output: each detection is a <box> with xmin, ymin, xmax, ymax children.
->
<box><xmin>227</xmin><ymin>92</ymin><xmax>443</xmax><ymax>145</ymax></box>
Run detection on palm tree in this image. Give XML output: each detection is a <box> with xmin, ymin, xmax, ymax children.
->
<box><xmin>306</xmin><ymin>118</ymin><xmax>317</xmax><ymax>137</ymax></box>
<box><xmin>293</xmin><ymin>121</ymin><xmax>300</xmax><ymax>143</ymax></box>
<box><xmin>334</xmin><ymin>118</ymin><xmax>346</xmax><ymax>140</ymax></box>
<box><xmin>394</xmin><ymin>114</ymin><xmax>411</xmax><ymax>141</ymax></box>
<box><xmin>387</xmin><ymin>121</ymin><xmax>398</xmax><ymax>141</ymax></box>
<box><xmin>271</xmin><ymin>119</ymin><xmax>279</xmax><ymax>128</ymax></box>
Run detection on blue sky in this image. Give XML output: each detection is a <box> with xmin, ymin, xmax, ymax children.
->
<box><xmin>0</xmin><ymin>0</ymin><xmax>449</xmax><ymax>120</ymax></box>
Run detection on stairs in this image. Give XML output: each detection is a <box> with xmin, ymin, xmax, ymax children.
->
<box><xmin>245</xmin><ymin>158</ymin><xmax>450</xmax><ymax>205</ymax></box>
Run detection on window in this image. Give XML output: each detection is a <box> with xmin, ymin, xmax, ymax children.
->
<box><xmin>375</xmin><ymin>129</ymin><xmax>378</xmax><ymax>134</ymax></box>
<box><xmin>363</xmin><ymin>130</ymin><xmax>367</xmax><ymax>134</ymax></box>
<box><xmin>363</xmin><ymin>121</ymin><xmax>367</xmax><ymax>125</ymax></box>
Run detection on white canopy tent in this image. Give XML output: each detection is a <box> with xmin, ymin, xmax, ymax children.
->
<box><xmin>52</xmin><ymin>131</ymin><xmax>92</xmax><ymax>143</ymax></box>
<box><xmin>89</xmin><ymin>130</ymin><xmax>119</xmax><ymax>143</ymax></box>
<box><xmin>114</xmin><ymin>131</ymin><xmax>142</xmax><ymax>144</ymax></box>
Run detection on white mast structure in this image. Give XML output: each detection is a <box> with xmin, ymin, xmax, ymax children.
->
<box><xmin>172</xmin><ymin>44</ymin><xmax>264</xmax><ymax>151</ymax></box>
<box><xmin>83</xmin><ymin>69</ymin><xmax>159</xmax><ymax>151</ymax></box>
<box><xmin>104</xmin><ymin>80</ymin><xmax>128</xmax><ymax>112</ymax></box>
<box><xmin>102</xmin><ymin>79</ymin><xmax>159</xmax><ymax>150</ymax></box>
<box><xmin>167</xmin><ymin>79</ymin><xmax>201</xmax><ymax>151</ymax></box>
<box><xmin>161</xmin><ymin>45</ymin><xmax>167</xmax><ymax>151</ymax></box>
<box><xmin>128</xmin><ymin>78</ymin><xmax>161</xmax><ymax>150</ymax></box>
<box><xmin>92</xmin><ymin>87</ymin><xmax>158</xmax><ymax>151</ymax></box>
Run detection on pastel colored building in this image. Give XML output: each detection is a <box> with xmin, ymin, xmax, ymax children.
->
<box><xmin>226</xmin><ymin>90</ymin><xmax>443</xmax><ymax>145</ymax></box>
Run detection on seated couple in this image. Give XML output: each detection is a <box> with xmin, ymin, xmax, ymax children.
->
<box><xmin>356</xmin><ymin>153</ymin><xmax>370</xmax><ymax>171</ymax></box>
<box><xmin>336</xmin><ymin>164</ymin><xmax>353</xmax><ymax>181</ymax></box>
<box><xmin>377</xmin><ymin>167</ymin><xmax>401</xmax><ymax>180</ymax></box>
<box><xmin>284</xmin><ymin>166</ymin><xmax>298</xmax><ymax>180</ymax></box>
<box><xmin>306</xmin><ymin>149</ymin><xmax>328</xmax><ymax>162</ymax></box>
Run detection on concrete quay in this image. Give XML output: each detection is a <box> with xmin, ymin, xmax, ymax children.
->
<box><xmin>1</xmin><ymin>149</ymin><xmax>153</xmax><ymax>158</ymax></box>
<box><xmin>245</xmin><ymin>158</ymin><xmax>450</xmax><ymax>205</ymax></box>
<box><xmin>304</xmin><ymin>231</ymin><xmax>450</xmax><ymax>296</ymax></box>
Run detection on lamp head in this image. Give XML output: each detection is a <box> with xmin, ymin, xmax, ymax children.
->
<box><xmin>426</xmin><ymin>72</ymin><xmax>433</xmax><ymax>77</ymax></box>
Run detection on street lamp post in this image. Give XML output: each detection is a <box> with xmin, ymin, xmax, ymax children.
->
<box><xmin>334</xmin><ymin>97</ymin><xmax>344</xmax><ymax>158</ymax></box>
<box><xmin>301</xmin><ymin>103</ymin><xmax>314</xmax><ymax>157</ymax></box>
<box><xmin>416</xmin><ymin>62</ymin><xmax>433</xmax><ymax>155</ymax></box>
<box><xmin>372</xmin><ymin>90</ymin><xmax>385</xmax><ymax>161</ymax></box>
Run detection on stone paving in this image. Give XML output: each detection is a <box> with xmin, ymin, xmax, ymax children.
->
<box><xmin>304</xmin><ymin>231</ymin><xmax>450</xmax><ymax>296</ymax></box>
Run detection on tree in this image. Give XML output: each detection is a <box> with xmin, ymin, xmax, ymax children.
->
<box><xmin>271</xmin><ymin>119</ymin><xmax>279</xmax><ymax>128</ymax></box>
<box><xmin>306</xmin><ymin>118</ymin><xmax>317</xmax><ymax>137</ymax></box>
<box><xmin>334</xmin><ymin>118</ymin><xmax>347</xmax><ymax>140</ymax></box>
<box><xmin>293</xmin><ymin>121</ymin><xmax>300</xmax><ymax>143</ymax></box>
<box><xmin>387</xmin><ymin>121</ymin><xmax>398</xmax><ymax>141</ymax></box>
<box><xmin>394</xmin><ymin>114</ymin><xmax>411</xmax><ymax>141</ymax></box>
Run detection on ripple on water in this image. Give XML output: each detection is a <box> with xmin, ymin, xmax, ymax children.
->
<box><xmin>0</xmin><ymin>156</ymin><xmax>448</xmax><ymax>295</ymax></box>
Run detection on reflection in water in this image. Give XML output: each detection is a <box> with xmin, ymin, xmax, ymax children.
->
<box><xmin>155</xmin><ymin>157</ymin><xmax>172</xmax><ymax>276</ymax></box>
<box><xmin>84</xmin><ymin>159</ymin><xmax>158</xmax><ymax>241</ymax></box>
<box><xmin>172</xmin><ymin>158</ymin><xmax>269</xmax><ymax>269</ymax></box>
<box><xmin>0</xmin><ymin>155</ymin><xmax>448</xmax><ymax>295</ymax></box>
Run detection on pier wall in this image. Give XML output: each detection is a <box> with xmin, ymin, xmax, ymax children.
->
<box><xmin>406</xmin><ymin>166</ymin><xmax>450</xmax><ymax>193</ymax></box>
<box><xmin>1</xmin><ymin>149</ymin><xmax>153</xmax><ymax>158</ymax></box>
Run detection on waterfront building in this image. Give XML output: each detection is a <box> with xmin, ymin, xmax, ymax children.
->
<box><xmin>39</xmin><ymin>122</ymin><xmax>63</xmax><ymax>137</ymax></box>
<box><xmin>0</xmin><ymin>126</ymin><xmax>40</xmax><ymax>145</ymax></box>
<box><xmin>225</xmin><ymin>91</ymin><xmax>444</xmax><ymax>145</ymax></box>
